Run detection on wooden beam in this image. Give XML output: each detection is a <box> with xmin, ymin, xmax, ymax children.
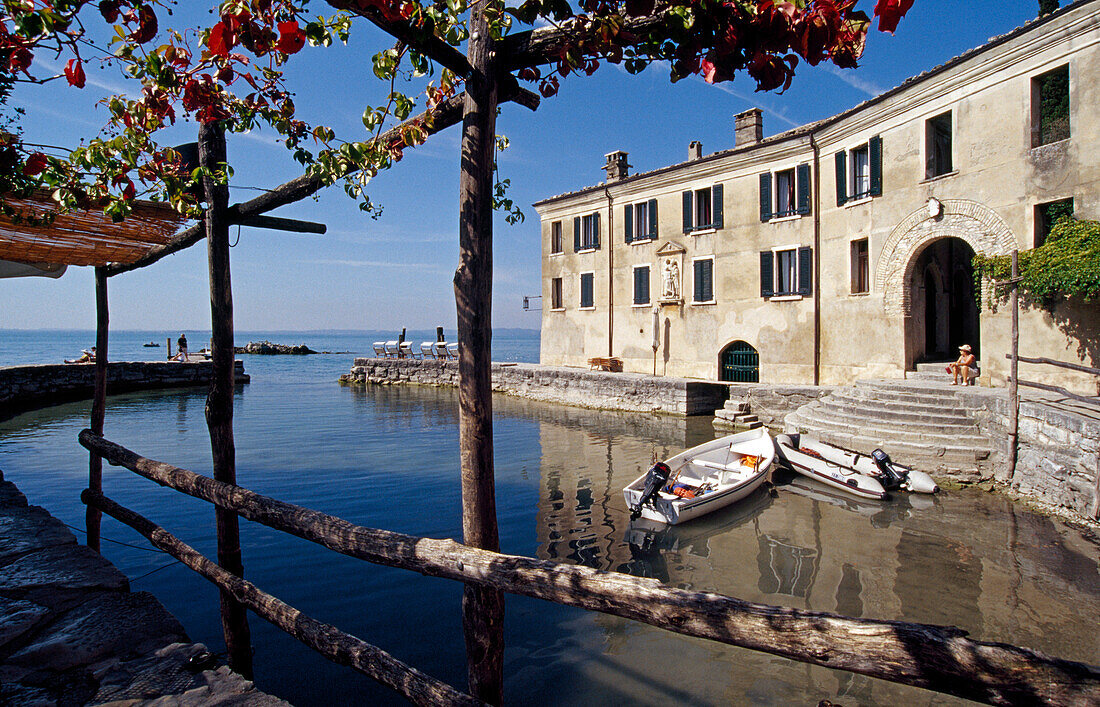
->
<box><xmin>497</xmin><ymin>15</ymin><xmax>666</xmax><ymax>72</ymax></box>
<box><xmin>199</xmin><ymin>122</ymin><xmax>253</xmax><ymax>680</ymax></box>
<box><xmin>236</xmin><ymin>214</ymin><xmax>327</xmax><ymax>234</ymax></box>
<box><xmin>83</xmin><ymin>490</ymin><xmax>483</xmax><ymax>707</ymax></box>
<box><xmin>1004</xmin><ymin>353</ymin><xmax>1100</xmax><ymax>377</ymax></box>
<box><xmin>85</xmin><ymin>266</ymin><xmax>108</xmax><ymax>552</ymax></box>
<box><xmin>1007</xmin><ymin>377</ymin><xmax>1100</xmax><ymax>407</ymax></box>
<box><xmin>78</xmin><ymin>430</ymin><xmax>1100</xmax><ymax>707</ymax></box>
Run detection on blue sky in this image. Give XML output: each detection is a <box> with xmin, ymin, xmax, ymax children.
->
<box><xmin>1</xmin><ymin>0</ymin><xmax>1052</xmax><ymax>332</ymax></box>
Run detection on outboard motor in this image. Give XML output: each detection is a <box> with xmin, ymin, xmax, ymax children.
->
<box><xmin>630</xmin><ymin>461</ymin><xmax>672</xmax><ymax>520</ymax></box>
<box><xmin>871</xmin><ymin>449</ymin><xmax>906</xmax><ymax>491</ymax></box>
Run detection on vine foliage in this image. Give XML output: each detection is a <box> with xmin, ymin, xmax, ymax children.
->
<box><xmin>972</xmin><ymin>216</ymin><xmax>1100</xmax><ymax>312</ymax></box>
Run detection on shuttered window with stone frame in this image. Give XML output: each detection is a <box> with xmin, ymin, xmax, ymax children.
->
<box><xmin>681</xmin><ymin>184</ymin><xmax>724</xmax><ymax>233</ymax></box>
<box><xmin>633</xmin><ymin>265</ymin><xmax>650</xmax><ymax>305</ymax></box>
<box><xmin>693</xmin><ymin>257</ymin><xmax>714</xmax><ymax>303</ymax></box>
<box><xmin>760</xmin><ymin>165</ymin><xmax>811</xmax><ymax>221</ymax></box>
<box><xmin>760</xmin><ymin>246</ymin><xmax>813</xmax><ymax>298</ymax></box>
<box><xmin>625</xmin><ymin>199</ymin><xmax>659</xmax><ymax>243</ymax></box>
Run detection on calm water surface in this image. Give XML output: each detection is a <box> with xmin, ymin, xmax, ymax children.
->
<box><xmin>1</xmin><ymin>330</ymin><xmax>1097</xmax><ymax>706</ymax></box>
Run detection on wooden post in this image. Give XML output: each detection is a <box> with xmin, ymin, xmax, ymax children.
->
<box><xmin>86</xmin><ymin>266</ymin><xmax>109</xmax><ymax>551</ymax></box>
<box><xmin>455</xmin><ymin>2</ymin><xmax>504</xmax><ymax>702</ymax></box>
<box><xmin>199</xmin><ymin>121</ymin><xmax>253</xmax><ymax>679</ymax></box>
<box><xmin>167</xmin><ymin>337</ymin><xmax>172</xmax><ymax>360</ymax></box>
<box><xmin>1008</xmin><ymin>250</ymin><xmax>1019</xmax><ymax>479</ymax></box>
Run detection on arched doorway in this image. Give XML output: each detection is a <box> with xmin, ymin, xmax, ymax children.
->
<box><xmin>720</xmin><ymin>341</ymin><xmax>759</xmax><ymax>382</ymax></box>
<box><xmin>906</xmin><ymin>238</ymin><xmax>980</xmax><ymax>363</ymax></box>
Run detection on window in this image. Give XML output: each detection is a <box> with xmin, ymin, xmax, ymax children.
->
<box><xmin>759</xmin><ymin>164</ymin><xmax>810</xmax><ymax>221</ymax></box>
<box><xmin>551</xmin><ymin>277</ymin><xmax>563</xmax><ymax>310</ymax></box>
<box><xmin>836</xmin><ymin>136</ymin><xmax>882</xmax><ymax>205</ymax></box>
<box><xmin>573</xmin><ymin>213</ymin><xmax>600</xmax><ymax>252</ymax></box>
<box><xmin>625</xmin><ymin>199</ymin><xmax>658</xmax><ymax>243</ymax></box>
<box><xmin>633</xmin><ymin>266</ymin><xmax>650</xmax><ymax>305</ymax></box>
<box><xmin>550</xmin><ymin>221</ymin><xmax>562</xmax><ymax>254</ymax></box>
<box><xmin>579</xmin><ymin>272</ymin><xmax>594</xmax><ymax>308</ymax></box>
<box><xmin>682</xmin><ymin>184</ymin><xmax>724</xmax><ymax>233</ymax></box>
<box><xmin>759</xmin><ymin>246</ymin><xmax>812</xmax><ymax>298</ymax></box>
<box><xmin>851</xmin><ymin>239</ymin><xmax>869</xmax><ymax>294</ymax></box>
<box><xmin>926</xmin><ymin>112</ymin><xmax>953</xmax><ymax>178</ymax></box>
<box><xmin>693</xmin><ymin>258</ymin><xmax>714</xmax><ymax>303</ymax></box>
<box><xmin>1035</xmin><ymin>198</ymin><xmax>1073</xmax><ymax>247</ymax></box>
<box><xmin>1033</xmin><ymin>65</ymin><xmax>1070</xmax><ymax>147</ymax></box>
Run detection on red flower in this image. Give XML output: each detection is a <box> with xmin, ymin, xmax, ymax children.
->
<box><xmin>23</xmin><ymin>152</ymin><xmax>48</xmax><ymax>176</ymax></box>
<box><xmin>276</xmin><ymin>21</ymin><xmax>305</xmax><ymax>55</ymax></box>
<box><xmin>64</xmin><ymin>58</ymin><xmax>86</xmax><ymax>88</ymax></box>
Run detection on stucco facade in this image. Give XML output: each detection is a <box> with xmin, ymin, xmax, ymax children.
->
<box><xmin>535</xmin><ymin>1</ymin><xmax>1100</xmax><ymax>394</ymax></box>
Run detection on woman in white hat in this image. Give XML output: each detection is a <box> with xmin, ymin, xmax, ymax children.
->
<box><xmin>948</xmin><ymin>344</ymin><xmax>976</xmax><ymax>385</ymax></box>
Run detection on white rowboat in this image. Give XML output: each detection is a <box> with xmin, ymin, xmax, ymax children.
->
<box><xmin>623</xmin><ymin>428</ymin><xmax>774</xmax><ymax>526</ymax></box>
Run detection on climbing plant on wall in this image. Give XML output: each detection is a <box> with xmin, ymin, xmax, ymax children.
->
<box><xmin>973</xmin><ymin>216</ymin><xmax>1100</xmax><ymax>311</ymax></box>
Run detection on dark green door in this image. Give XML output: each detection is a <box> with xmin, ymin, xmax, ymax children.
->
<box><xmin>720</xmin><ymin>341</ymin><xmax>759</xmax><ymax>383</ymax></box>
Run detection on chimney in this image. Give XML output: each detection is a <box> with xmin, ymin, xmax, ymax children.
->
<box><xmin>604</xmin><ymin>151</ymin><xmax>631</xmax><ymax>181</ymax></box>
<box><xmin>688</xmin><ymin>141</ymin><xmax>703</xmax><ymax>160</ymax></box>
<box><xmin>735</xmin><ymin>108</ymin><xmax>763</xmax><ymax>147</ymax></box>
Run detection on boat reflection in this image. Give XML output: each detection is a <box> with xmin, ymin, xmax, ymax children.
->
<box><xmin>771</xmin><ymin>467</ymin><xmax>940</xmax><ymax>528</ymax></box>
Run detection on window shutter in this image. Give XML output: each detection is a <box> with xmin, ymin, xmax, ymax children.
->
<box><xmin>796</xmin><ymin>164</ymin><xmax>811</xmax><ymax>215</ymax></box>
<box><xmin>648</xmin><ymin>198</ymin><xmax>658</xmax><ymax>239</ymax></box>
<box><xmin>635</xmin><ymin>267</ymin><xmax>649</xmax><ymax>304</ymax></box>
<box><xmin>593</xmin><ymin>213</ymin><xmax>600</xmax><ymax>249</ymax></box>
<box><xmin>624</xmin><ymin>204</ymin><xmax>634</xmax><ymax>243</ymax></box>
<box><xmin>759</xmin><ymin>173</ymin><xmax>772</xmax><ymax>222</ymax></box>
<box><xmin>798</xmin><ymin>246</ymin><xmax>813</xmax><ymax>296</ymax></box>
<box><xmin>643</xmin><ymin>269</ymin><xmax>650</xmax><ymax>303</ymax></box>
<box><xmin>760</xmin><ymin>251</ymin><xmax>774</xmax><ymax>298</ymax></box>
<box><xmin>698</xmin><ymin>260</ymin><xmax>713</xmax><ymax>302</ymax></box>
<box><xmin>869</xmin><ymin>135</ymin><xmax>883</xmax><ymax>197</ymax></box>
<box><xmin>693</xmin><ymin>260</ymin><xmax>702</xmax><ymax>302</ymax></box>
<box><xmin>835</xmin><ymin>151</ymin><xmax>848</xmax><ymax>206</ymax></box>
<box><xmin>711</xmin><ymin>184</ymin><xmax>724</xmax><ymax>229</ymax></box>
<box><xmin>682</xmin><ymin>191</ymin><xmax>693</xmax><ymax>233</ymax></box>
<box><xmin>573</xmin><ymin>217</ymin><xmax>581</xmax><ymax>252</ymax></box>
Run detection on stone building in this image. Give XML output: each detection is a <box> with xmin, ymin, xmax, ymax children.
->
<box><xmin>534</xmin><ymin>1</ymin><xmax>1099</xmax><ymax>393</ymax></box>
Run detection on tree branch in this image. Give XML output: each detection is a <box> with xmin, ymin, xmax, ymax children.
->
<box><xmin>497</xmin><ymin>15</ymin><xmax>666</xmax><ymax>72</ymax></box>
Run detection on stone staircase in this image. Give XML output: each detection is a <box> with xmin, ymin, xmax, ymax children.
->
<box><xmin>784</xmin><ymin>377</ymin><xmax>999</xmax><ymax>480</ymax></box>
<box><xmin>713</xmin><ymin>399</ymin><xmax>763</xmax><ymax>430</ymax></box>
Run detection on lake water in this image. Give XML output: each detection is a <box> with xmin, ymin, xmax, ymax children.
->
<box><xmin>1</xmin><ymin>330</ymin><xmax>1098</xmax><ymax>706</ymax></box>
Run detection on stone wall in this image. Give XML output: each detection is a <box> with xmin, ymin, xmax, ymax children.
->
<box><xmin>0</xmin><ymin>361</ymin><xmax>249</xmax><ymax>421</ymax></box>
<box><xmin>725</xmin><ymin>383</ymin><xmax>835</xmax><ymax>427</ymax></box>
<box><xmin>340</xmin><ymin>359</ymin><xmax>729</xmax><ymax>416</ymax></box>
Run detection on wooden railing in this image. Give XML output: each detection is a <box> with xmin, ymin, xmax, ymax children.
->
<box><xmin>78</xmin><ymin>430</ymin><xmax>1100</xmax><ymax>706</ymax></box>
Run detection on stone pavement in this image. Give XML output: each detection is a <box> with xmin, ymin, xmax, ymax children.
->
<box><xmin>0</xmin><ymin>468</ymin><xmax>287</xmax><ymax>706</ymax></box>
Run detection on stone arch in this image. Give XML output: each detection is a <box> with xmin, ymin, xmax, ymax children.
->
<box><xmin>877</xmin><ymin>200</ymin><xmax>1016</xmax><ymax>317</ymax></box>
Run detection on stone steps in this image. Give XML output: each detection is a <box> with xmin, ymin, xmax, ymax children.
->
<box><xmin>815</xmin><ymin>396</ymin><xmax>974</xmax><ymax>425</ymax></box>
<box><xmin>789</xmin><ymin>403</ymin><xmax>988</xmax><ymax>447</ymax></box>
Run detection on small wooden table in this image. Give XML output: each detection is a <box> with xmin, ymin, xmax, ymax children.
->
<box><xmin>588</xmin><ymin>357</ymin><xmax>623</xmax><ymax>372</ymax></box>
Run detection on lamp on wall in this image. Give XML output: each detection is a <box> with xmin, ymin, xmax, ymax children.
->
<box><xmin>927</xmin><ymin>197</ymin><xmax>943</xmax><ymax>219</ymax></box>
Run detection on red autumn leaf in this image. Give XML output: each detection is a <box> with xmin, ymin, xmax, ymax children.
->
<box><xmin>208</xmin><ymin>22</ymin><xmax>232</xmax><ymax>56</ymax></box>
<box><xmin>9</xmin><ymin>47</ymin><xmax>32</xmax><ymax>73</ymax></box>
<box><xmin>129</xmin><ymin>5</ymin><xmax>158</xmax><ymax>44</ymax></box>
<box><xmin>701</xmin><ymin>58</ymin><xmax>719</xmax><ymax>84</ymax></box>
<box><xmin>23</xmin><ymin>152</ymin><xmax>47</xmax><ymax>176</ymax></box>
<box><xmin>64</xmin><ymin>58</ymin><xmax>86</xmax><ymax>88</ymax></box>
<box><xmin>873</xmin><ymin>0</ymin><xmax>914</xmax><ymax>34</ymax></box>
<box><xmin>276</xmin><ymin>21</ymin><xmax>305</xmax><ymax>55</ymax></box>
<box><xmin>99</xmin><ymin>0</ymin><xmax>120</xmax><ymax>22</ymax></box>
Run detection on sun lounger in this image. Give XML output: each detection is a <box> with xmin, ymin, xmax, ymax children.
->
<box><xmin>446</xmin><ymin>342</ymin><xmax>459</xmax><ymax>359</ymax></box>
<box><xmin>384</xmin><ymin>341</ymin><xmax>400</xmax><ymax>358</ymax></box>
<box><xmin>399</xmin><ymin>341</ymin><xmax>416</xmax><ymax>358</ymax></box>
<box><xmin>420</xmin><ymin>341</ymin><xmax>437</xmax><ymax>358</ymax></box>
<box><xmin>431</xmin><ymin>342</ymin><xmax>448</xmax><ymax>358</ymax></box>
<box><xmin>373</xmin><ymin>341</ymin><xmax>387</xmax><ymax>357</ymax></box>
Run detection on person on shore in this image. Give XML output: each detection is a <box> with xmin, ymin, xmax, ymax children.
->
<box><xmin>175</xmin><ymin>333</ymin><xmax>188</xmax><ymax>362</ymax></box>
<box><xmin>948</xmin><ymin>344</ymin><xmax>976</xmax><ymax>386</ymax></box>
<box><xmin>67</xmin><ymin>347</ymin><xmax>96</xmax><ymax>364</ymax></box>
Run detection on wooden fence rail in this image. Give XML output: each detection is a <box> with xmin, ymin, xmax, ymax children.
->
<box><xmin>82</xmin><ymin>489</ymin><xmax>481</xmax><ymax>706</ymax></box>
<box><xmin>1004</xmin><ymin>353</ymin><xmax>1100</xmax><ymax>377</ymax></box>
<box><xmin>79</xmin><ymin>430</ymin><xmax>1100</xmax><ymax>706</ymax></box>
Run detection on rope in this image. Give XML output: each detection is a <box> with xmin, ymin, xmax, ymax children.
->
<box><xmin>64</xmin><ymin>522</ymin><xmax>170</xmax><ymax>554</ymax></box>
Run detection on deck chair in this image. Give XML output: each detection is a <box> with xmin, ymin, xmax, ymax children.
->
<box><xmin>373</xmin><ymin>341</ymin><xmax>387</xmax><ymax>357</ymax></box>
<box><xmin>383</xmin><ymin>340</ymin><xmax>400</xmax><ymax>358</ymax></box>
<box><xmin>420</xmin><ymin>341</ymin><xmax>437</xmax><ymax>358</ymax></box>
<box><xmin>446</xmin><ymin>342</ymin><xmax>459</xmax><ymax>359</ymax></box>
<box><xmin>399</xmin><ymin>341</ymin><xmax>417</xmax><ymax>359</ymax></box>
<box><xmin>431</xmin><ymin>341</ymin><xmax>448</xmax><ymax>359</ymax></box>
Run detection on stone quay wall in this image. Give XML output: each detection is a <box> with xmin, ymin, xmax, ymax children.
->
<box><xmin>340</xmin><ymin>358</ymin><xmax>729</xmax><ymax>416</ymax></box>
<box><xmin>973</xmin><ymin>395</ymin><xmax>1100</xmax><ymax>519</ymax></box>
<box><xmin>0</xmin><ymin>361</ymin><xmax>249</xmax><ymax>421</ymax></box>
<box><xmin>726</xmin><ymin>384</ymin><xmax>835</xmax><ymax>427</ymax></box>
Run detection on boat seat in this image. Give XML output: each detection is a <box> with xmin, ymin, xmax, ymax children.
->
<box><xmin>689</xmin><ymin>458</ymin><xmax>744</xmax><ymax>473</ymax></box>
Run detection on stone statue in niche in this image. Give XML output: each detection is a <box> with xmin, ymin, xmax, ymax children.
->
<box><xmin>662</xmin><ymin>258</ymin><xmax>680</xmax><ymax>300</ymax></box>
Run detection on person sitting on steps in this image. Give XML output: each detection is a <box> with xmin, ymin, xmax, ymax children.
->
<box><xmin>948</xmin><ymin>344</ymin><xmax>976</xmax><ymax>386</ymax></box>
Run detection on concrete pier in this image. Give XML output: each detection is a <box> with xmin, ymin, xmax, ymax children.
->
<box><xmin>0</xmin><ymin>468</ymin><xmax>284</xmax><ymax>705</ymax></box>
<box><xmin>1</xmin><ymin>361</ymin><xmax>250</xmax><ymax>422</ymax></box>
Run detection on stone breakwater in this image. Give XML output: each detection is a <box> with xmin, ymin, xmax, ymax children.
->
<box><xmin>0</xmin><ymin>361</ymin><xmax>249</xmax><ymax>422</ymax></box>
<box><xmin>0</xmin><ymin>469</ymin><xmax>285</xmax><ymax>705</ymax></box>
<box><xmin>340</xmin><ymin>358</ymin><xmax>729</xmax><ymax>416</ymax></box>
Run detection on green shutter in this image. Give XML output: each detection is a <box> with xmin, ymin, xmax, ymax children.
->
<box><xmin>682</xmin><ymin>191</ymin><xmax>693</xmax><ymax>233</ymax></box>
<box><xmin>835</xmin><ymin>151</ymin><xmax>848</xmax><ymax>206</ymax></box>
<box><xmin>760</xmin><ymin>251</ymin><xmax>774</xmax><ymax>298</ymax></box>
<box><xmin>711</xmin><ymin>184</ymin><xmax>724</xmax><ymax>229</ymax></box>
<box><xmin>796</xmin><ymin>164</ymin><xmax>811</xmax><ymax>215</ymax></box>
<box><xmin>695</xmin><ymin>259</ymin><xmax>712</xmax><ymax>302</ymax></box>
<box><xmin>573</xmin><ymin>217</ymin><xmax>581</xmax><ymax>252</ymax></box>
<box><xmin>624</xmin><ymin>204</ymin><xmax>634</xmax><ymax>243</ymax></box>
<box><xmin>593</xmin><ymin>213</ymin><xmax>600</xmax><ymax>250</ymax></box>
<box><xmin>759</xmin><ymin>173</ymin><xmax>772</xmax><ymax>222</ymax></box>
<box><xmin>634</xmin><ymin>267</ymin><xmax>649</xmax><ymax>304</ymax></box>
<box><xmin>798</xmin><ymin>246</ymin><xmax>813</xmax><ymax>296</ymax></box>
<box><xmin>648</xmin><ymin>198</ymin><xmax>658</xmax><ymax>239</ymax></box>
<box><xmin>869</xmin><ymin>135</ymin><xmax>883</xmax><ymax>197</ymax></box>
